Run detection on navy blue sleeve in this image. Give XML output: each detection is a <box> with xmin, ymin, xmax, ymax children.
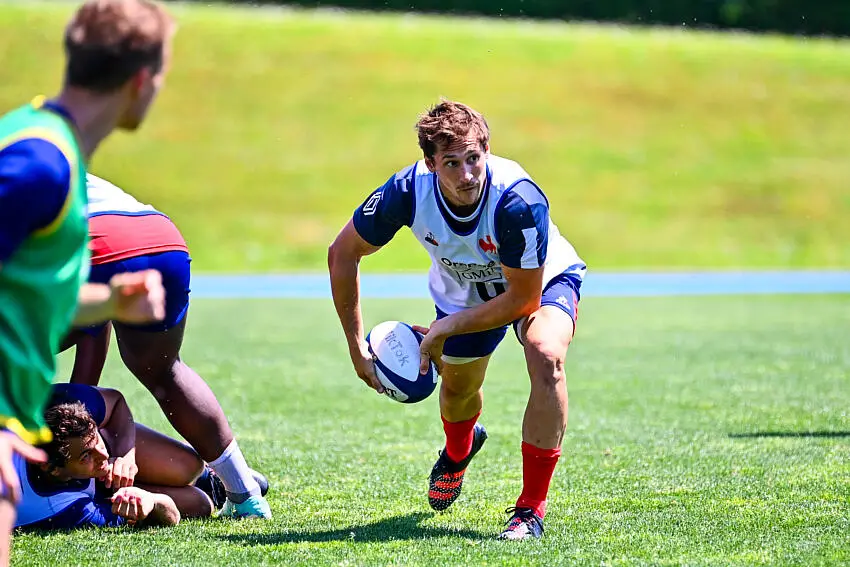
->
<box><xmin>493</xmin><ymin>180</ymin><xmax>550</xmax><ymax>269</ymax></box>
<box><xmin>21</xmin><ymin>498</ymin><xmax>126</xmax><ymax>531</ymax></box>
<box><xmin>49</xmin><ymin>384</ymin><xmax>107</xmax><ymax>425</ymax></box>
<box><xmin>0</xmin><ymin>138</ymin><xmax>71</xmax><ymax>263</ymax></box>
<box><xmin>352</xmin><ymin>164</ymin><xmax>416</xmax><ymax>247</ymax></box>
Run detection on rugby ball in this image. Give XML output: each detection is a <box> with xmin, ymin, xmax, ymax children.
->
<box><xmin>366</xmin><ymin>321</ymin><xmax>438</xmax><ymax>403</ymax></box>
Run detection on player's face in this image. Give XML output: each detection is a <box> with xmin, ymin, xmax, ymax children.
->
<box><xmin>426</xmin><ymin>136</ymin><xmax>489</xmax><ymax>214</ymax></box>
<box><xmin>118</xmin><ymin>46</ymin><xmax>171</xmax><ymax>131</ymax></box>
<box><xmin>58</xmin><ymin>431</ymin><xmax>111</xmax><ymax>480</ymax></box>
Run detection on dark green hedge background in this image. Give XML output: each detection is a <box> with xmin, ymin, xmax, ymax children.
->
<box><xmin>206</xmin><ymin>0</ymin><xmax>848</xmax><ymax>37</ymax></box>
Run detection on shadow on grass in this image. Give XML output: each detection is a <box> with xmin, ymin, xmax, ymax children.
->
<box><xmin>221</xmin><ymin>512</ymin><xmax>487</xmax><ymax>545</ymax></box>
<box><xmin>729</xmin><ymin>430</ymin><xmax>850</xmax><ymax>438</ymax></box>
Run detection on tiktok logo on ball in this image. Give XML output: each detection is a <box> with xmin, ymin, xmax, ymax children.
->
<box><xmin>384</xmin><ymin>387</ymin><xmax>400</xmax><ymax>400</ymax></box>
<box><xmin>385</xmin><ymin>331</ymin><xmax>410</xmax><ymax>367</ymax></box>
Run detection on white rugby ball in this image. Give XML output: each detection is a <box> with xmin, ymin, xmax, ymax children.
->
<box><xmin>366</xmin><ymin>320</ymin><xmax>438</xmax><ymax>403</ymax></box>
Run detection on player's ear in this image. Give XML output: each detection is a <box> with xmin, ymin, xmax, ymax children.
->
<box><xmin>130</xmin><ymin>66</ymin><xmax>152</xmax><ymax>95</ymax></box>
<box><xmin>424</xmin><ymin>156</ymin><xmax>437</xmax><ymax>173</ymax></box>
<box><xmin>484</xmin><ymin>143</ymin><xmax>490</xmax><ymax>154</ymax></box>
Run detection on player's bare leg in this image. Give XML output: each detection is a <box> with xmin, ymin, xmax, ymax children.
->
<box><xmin>113</xmin><ymin>316</ymin><xmax>271</xmax><ymax>519</ymax></box>
<box><xmin>65</xmin><ymin>324</ymin><xmax>112</xmax><ymax>386</ymax></box>
<box><xmin>429</xmin><ymin>356</ymin><xmax>490</xmax><ymax>511</ymax></box>
<box><xmin>113</xmin><ymin>318</ymin><xmax>231</xmax><ymax>460</ymax></box>
<box><xmin>499</xmin><ymin>305</ymin><xmax>574</xmax><ymax>540</ymax></box>
<box><xmin>521</xmin><ymin>306</ymin><xmax>572</xmax><ymax>449</ymax></box>
<box><xmin>440</xmin><ymin>356</ymin><xmax>490</xmax><ymax>422</ymax></box>
<box><xmin>133</xmin><ymin>423</ymin><xmax>204</xmax><ymax>487</ymax></box>
<box><xmin>133</xmin><ymin>424</ymin><xmax>267</xmax><ymax>510</ymax></box>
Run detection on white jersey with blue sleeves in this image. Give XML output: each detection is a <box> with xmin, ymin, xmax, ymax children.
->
<box><xmin>353</xmin><ymin>154</ymin><xmax>586</xmax><ymax>315</ymax></box>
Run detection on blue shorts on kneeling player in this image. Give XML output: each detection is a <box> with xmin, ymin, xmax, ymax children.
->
<box><xmin>82</xmin><ymin>250</ymin><xmax>191</xmax><ymax>334</ymax></box>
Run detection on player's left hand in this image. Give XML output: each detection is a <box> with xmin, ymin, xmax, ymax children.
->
<box><xmin>412</xmin><ymin>321</ymin><xmax>448</xmax><ymax>376</ymax></box>
<box><xmin>106</xmin><ymin>453</ymin><xmax>138</xmax><ymax>489</ymax></box>
<box><xmin>111</xmin><ymin>486</ymin><xmax>154</xmax><ymax>524</ymax></box>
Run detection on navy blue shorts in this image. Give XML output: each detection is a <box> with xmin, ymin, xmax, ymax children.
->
<box><xmin>436</xmin><ymin>272</ymin><xmax>581</xmax><ymax>360</ymax></box>
<box><xmin>83</xmin><ymin>250</ymin><xmax>191</xmax><ymax>334</ymax></box>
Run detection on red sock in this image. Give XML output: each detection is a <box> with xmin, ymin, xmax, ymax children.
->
<box><xmin>442</xmin><ymin>412</ymin><xmax>480</xmax><ymax>463</ymax></box>
<box><xmin>516</xmin><ymin>442</ymin><xmax>562</xmax><ymax>518</ymax></box>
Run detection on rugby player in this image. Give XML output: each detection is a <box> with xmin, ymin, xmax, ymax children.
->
<box><xmin>15</xmin><ymin>384</ymin><xmax>213</xmax><ymax>530</ymax></box>
<box><xmin>61</xmin><ymin>174</ymin><xmax>272</xmax><ymax>520</ymax></box>
<box><xmin>328</xmin><ymin>100</ymin><xmax>586</xmax><ymax>540</ymax></box>
<box><xmin>0</xmin><ymin>0</ymin><xmax>174</xmax><ymax>561</ymax></box>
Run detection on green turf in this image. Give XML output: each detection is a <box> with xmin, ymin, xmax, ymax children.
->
<box><xmin>1</xmin><ymin>1</ymin><xmax>850</xmax><ymax>270</ymax></box>
<box><xmin>11</xmin><ymin>294</ymin><xmax>849</xmax><ymax>566</ymax></box>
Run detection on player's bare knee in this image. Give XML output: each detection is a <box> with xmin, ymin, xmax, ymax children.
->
<box><xmin>523</xmin><ymin>310</ymin><xmax>572</xmax><ymax>353</ymax></box>
<box><xmin>524</xmin><ymin>337</ymin><xmax>567</xmax><ymax>389</ymax></box>
<box><xmin>441</xmin><ymin>379</ymin><xmax>480</xmax><ymax>401</ymax></box>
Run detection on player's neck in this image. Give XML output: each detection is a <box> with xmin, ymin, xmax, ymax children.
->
<box><xmin>53</xmin><ymin>87</ymin><xmax>125</xmax><ymax>161</ymax></box>
<box><xmin>438</xmin><ymin>184</ymin><xmax>484</xmax><ymax>219</ymax></box>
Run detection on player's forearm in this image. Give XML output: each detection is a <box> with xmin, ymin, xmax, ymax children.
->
<box><xmin>146</xmin><ymin>494</ymin><xmax>180</xmax><ymax>526</ymax></box>
<box><xmin>72</xmin><ymin>283</ymin><xmax>116</xmax><ymax>326</ymax></box>
<box><xmin>441</xmin><ymin>289</ymin><xmax>540</xmax><ymax>337</ymax></box>
<box><xmin>328</xmin><ymin>248</ymin><xmax>367</xmax><ymax>350</ymax></box>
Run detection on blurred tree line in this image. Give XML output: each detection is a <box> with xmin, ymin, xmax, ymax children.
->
<box><xmin>215</xmin><ymin>0</ymin><xmax>848</xmax><ymax>37</ymax></box>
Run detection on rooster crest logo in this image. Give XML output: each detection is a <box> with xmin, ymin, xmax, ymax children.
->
<box><xmin>478</xmin><ymin>235</ymin><xmax>497</xmax><ymax>254</ymax></box>
<box><xmin>425</xmin><ymin>232</ymin><xmax>439</xmax><ymax>246</ymax></box>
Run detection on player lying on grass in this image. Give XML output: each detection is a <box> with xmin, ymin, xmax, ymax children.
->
<box><xmin>59</xmin><ymin>173</ymin><xmax>272</xmax><ymax>520</ymax></box>
<box><xmin>329</xmin><ymin>100</ymin><xmax>586</xmax><ymax>540</ymax></box>
<box><xmin>15</xmin><ymin>384</ymin><xmax>267</xmax><ymax>530</ymax></box>
<box><xmin>0</xmin><ymin>0</ymin><xmax>173</xmax><ymax>561</ymax></box>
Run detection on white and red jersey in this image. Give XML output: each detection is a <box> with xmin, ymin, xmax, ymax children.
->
<box><xmin>85</xmin><ymin>174</ymin><xmax>187</xmax><ymax>265</ymax></box>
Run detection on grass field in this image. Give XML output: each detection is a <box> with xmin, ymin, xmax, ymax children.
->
<box><xmin>11</xmin><ymin>294</ymin><xmax>848</xmax><ymax>566</ymax></box>
<box><xmin>1</xmin><ymin>2</ymin><xmax>847</xmax><ymax>565</ymax></box>
<box><xmin>1</xmin><ymin>2</ymin><xmax>850</xmax><ymax>270</ymax></box>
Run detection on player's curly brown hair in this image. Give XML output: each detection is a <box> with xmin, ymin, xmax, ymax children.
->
<box><xmin>64</xmin><ymin>0</ymin><xmax>176</xmax><ymax>92</ymax></box>
<box><xmin>41</xmin><ymin>402</ymin><xmax>98</xmax><ymax>468</ymax></box>
<box><xmin>415</xmin><ymin>99</ymin><xmax>490</xmax><ymax>159</ymax></box>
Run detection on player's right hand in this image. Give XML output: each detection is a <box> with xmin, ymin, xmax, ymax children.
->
<box><xmin>106</xmin><ymin>454</ymin><xmax>138</xmax><ymax>489</ymax></box>
<box><xmin>351</xmin><ymin>340</ymin><xmax>385</xmax><ymax>394</ymax></box>
<box><xmin>0</xmin><ymin>432</ymin><xmax>47</xmax><ymax>504</ymax></box>
<box><xmin>108</xmin><ymin>269</ymin><xmax>166</xmax><ymax>324</ymax></box>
